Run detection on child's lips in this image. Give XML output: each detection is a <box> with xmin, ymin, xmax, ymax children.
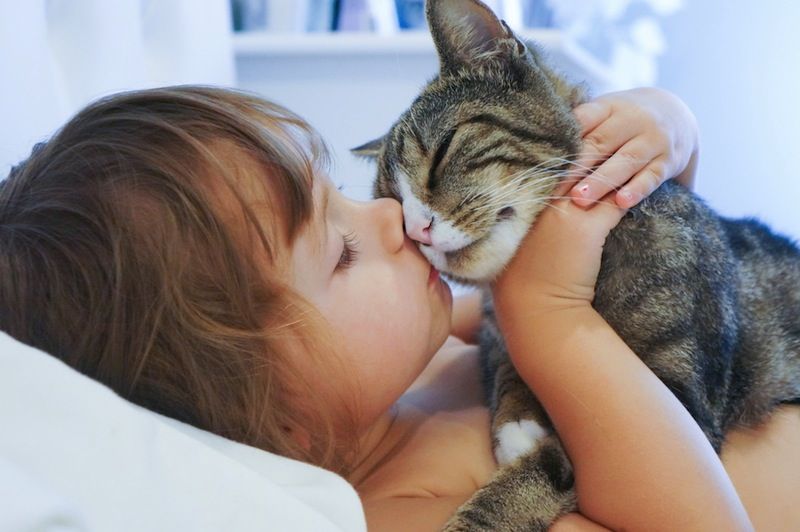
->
<box><xmin>428</xmin><ymin>263</ymin><xmax>440</xmax><ymax>285</ymax></box>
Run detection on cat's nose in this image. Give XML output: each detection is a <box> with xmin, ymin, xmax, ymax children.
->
<box><xmin>406</xmin><ymin>216</ymin><xmax>433</xmax><ymax>246</ymax></box>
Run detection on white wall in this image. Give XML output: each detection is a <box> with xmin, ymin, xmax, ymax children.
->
<box><xmin>236</xmin><ymin>51</ymin><xmax>439</xmax><ymax>200</ymax></box>
<box><xmin>657</xmin><ymin>1</ymin><xmax>800</xmax><ymax>238</ymax></box>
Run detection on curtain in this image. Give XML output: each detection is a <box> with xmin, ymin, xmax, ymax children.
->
<box><xmin>0</xmin><ymin>0</ymin><xmax>235</xmax><ymax>174</ymax></box>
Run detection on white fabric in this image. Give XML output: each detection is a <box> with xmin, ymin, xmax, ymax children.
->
<box><xmin>0</xmin><ymin>331</ymin><xmax>366</xmax><ymax>532</ymax></box>
<box><xmin>0</xmin><ymin>0</ymin><xmax>235</xmax><ymax>176</ymax></box>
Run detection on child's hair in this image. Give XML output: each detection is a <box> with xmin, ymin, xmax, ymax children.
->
<box><xmin>0</xmin><ymin>86</ymin><xmax>357</xmax><ymax>473</ymax></box>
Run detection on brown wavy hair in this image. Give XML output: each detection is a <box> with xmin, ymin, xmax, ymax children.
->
<box><xmin>0</xmin><ymin>86</ymin><xmax>357</xmax><ymax>473</ymax></box>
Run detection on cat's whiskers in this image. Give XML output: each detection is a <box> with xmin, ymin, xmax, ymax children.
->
<box><xmin>456</xmin><ymin>157</ymin><xmax>632</xmax><ymax>220</ymax></box>
<box><xmin>551</xmin><ymin>156</ymin><xmax>660</xmax><ymax>190</ymax></box>
<box><xmin>480</xmin><ymin>176</ymin><xmax>559</xmax><ymax>213</ymax></box>
<box><xmin>484</xmin><ymin>166</ymin><xmax>611</xmax><ymax>213</ymax></box>
<box><xmin>490</xmin><ymin>162</ymin><xmax>566</xmax><ymax>197</ymax></box>
<box><xmin>490</xmin><ymin>173</ymin><xmax>559</xmax><ymax>204</ymax></box>
<box><xmin>508</xmin><ymin>194</ymin><xmax>618</xmax><ymax>208</ymax></box>
<box><xmin>478</xmin><ymin>164</ymin><xmax>568</xmax><ymax>206</ymax></box>
<box><xmin>393</xmin><ymin>154</ymin><xmax>647</xmax><ymax>224</ymax></box>
<box><xmin>459</xmin><ymin>165</ymin><xmax>563</xmax><ymax>214</ymax></box>
<box><xmin>474</xmin><ymin>179</ymin><xmax>562</xmax><ymax>217</ymax></box>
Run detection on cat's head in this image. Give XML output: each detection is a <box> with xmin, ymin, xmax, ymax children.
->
<box><xmin>354</xmin><ymin>0</ymin><xmax>585</xmax><ymax>284</ymax></box>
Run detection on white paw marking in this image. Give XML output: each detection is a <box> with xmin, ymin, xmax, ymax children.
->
<box><xmin>494</xmin><ymin>420</ymin><xmax>549</xmax><ymax>466</ymax></box>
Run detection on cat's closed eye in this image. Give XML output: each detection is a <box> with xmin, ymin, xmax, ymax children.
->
<box><xmin>429</xmin><ymin>129</ymin><xmax>458</xmax><ymax>190</ymax></box>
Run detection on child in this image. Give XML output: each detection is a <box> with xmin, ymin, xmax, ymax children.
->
<box><xmin>1</xmin><ymin>86</ymin><xmax>797</xmax><ymax>531</ymax></box>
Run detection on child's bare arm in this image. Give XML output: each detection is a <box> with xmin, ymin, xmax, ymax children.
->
<box><xmin>492</xmin><ymin>196</ymin><xmax>752</xmax><ymax>531</ymax></box>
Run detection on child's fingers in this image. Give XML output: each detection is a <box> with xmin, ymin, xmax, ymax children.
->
<box><xmin>567</xmin><ymin>101</ymin><xmax>614</xmax><ymax>183</ymax></box>
<box><xmin>614</xmin><ymin>156</ymin><xmax>668</xmax><ymax>209</ymax></box>
<box><xmin>571</xmin><ymin>137</ymin><xmax>658</xmax><ymax>207</ymax></box>
<box><xmin>573</xmin><ymin>101</ymin><xmax>612</xmax><ymax>137</ymax></box>
<box><xmin>569</xmin><ymin>116</ymin><xmax>631</xmax><ymax>187</ymax></box>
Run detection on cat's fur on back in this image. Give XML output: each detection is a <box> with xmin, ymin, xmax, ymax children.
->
<box><xmin>356</xmin><ymin>0</ymin><xmax>800</xmax><ymax>529</ymax></box>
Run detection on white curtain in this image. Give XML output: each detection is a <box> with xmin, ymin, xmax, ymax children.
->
<box><xmin>0</xmin><ymin>0</ymin><xmax>235</xmax><ymax>174</ymax></box>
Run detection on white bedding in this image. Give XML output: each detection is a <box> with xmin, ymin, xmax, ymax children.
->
<box><xmin>0</xmin><ymin>331</ymin><xmax>366</xmax><ymax>532</ymax></box>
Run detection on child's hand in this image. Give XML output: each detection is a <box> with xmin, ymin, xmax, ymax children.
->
<box><xmin>493</xmin><ymin>184</ymin><xmax>627</xmax><ymax>316</ymax></box>
<box><xmin>568</xmin><ymin>87</ymin><xmax>699</xmax><ymax>209</ymax></box>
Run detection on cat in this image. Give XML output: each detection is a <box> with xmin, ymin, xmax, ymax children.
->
<box><xmin>354</xmin><ymin>0</ymin><xmax>800</xmax><ymax>530</ymax></box>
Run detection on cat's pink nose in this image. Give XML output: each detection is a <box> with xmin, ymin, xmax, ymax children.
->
<box><xmin>406</xmin><ymin>217</ymin><xmax>433</xmax><ymax>245</ymax></box>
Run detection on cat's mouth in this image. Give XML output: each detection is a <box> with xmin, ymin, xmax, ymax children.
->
<box><xmin>418</xmin><ymin>234</ymin><xmax>496</xmax><ymax>285</ymax></box>
<box><xmin>419</xmin><ymin>244</ymin><xmax>449</xmax><ymax>273</ymax></box>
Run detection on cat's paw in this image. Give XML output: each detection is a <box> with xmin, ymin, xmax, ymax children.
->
<box><xmin>494</xmin><ymin>419</ymin><xmax>549</xmax><ymax>466</ymax></box>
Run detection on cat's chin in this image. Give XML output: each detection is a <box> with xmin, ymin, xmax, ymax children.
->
<box><xmin>419</xmin><ymin>244</ymin><xmax>449</xmax><ymax>273</ymax></box>
<box><xmin>419</xmin><ymin>222</ymin><xmax>526</xmax><ymax>284</ymax></box>
<box><xmin>420</xmin><ymin>244</ymin><xmax>505</xmax><ymax>285</ymax></box>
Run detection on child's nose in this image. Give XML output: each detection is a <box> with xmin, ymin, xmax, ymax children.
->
<box><xmin>372</xmin><ymin>197</ymin><xmax>405</xmax><ymax>252</ymax></box>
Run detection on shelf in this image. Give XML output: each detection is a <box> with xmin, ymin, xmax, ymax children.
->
<box><xmin>235</xmin><ymin>30</ymin><xmax>442</xmax><ymax>56</ymax></box>
<box><xmin>233</xmin><ymin>30</ymin><xmax>616</xmax><ymax>90</ymax></box>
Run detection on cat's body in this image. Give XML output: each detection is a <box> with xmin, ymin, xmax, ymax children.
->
<box><xmin>356</xmin><ymin>0</ymin><xmax>800</xmax><ymax>529</ymax></box>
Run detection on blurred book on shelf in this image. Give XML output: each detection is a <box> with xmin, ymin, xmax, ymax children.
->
<box><xmin>231</xmin><ymin>0</ymin><xmax>267</xmax><ymax>31</ymax></box>
<box><xmin>307</xmin><ymin>0</ymin><xmax>337</xmax><ymax>31</ymax></box>
<box><xmin>232</xmin><ymin>0</ymin><xmax>336</xmax><ymax>32</ymax></box>
<box><xmin>395</xmin><ymin>0</ymin><xmax>424</xmax><ymax>29</ymax></box>
<box><xmin>335</xmin><ymin>0</ymin><xmax>373</xmax><ymax>31</ymax></box>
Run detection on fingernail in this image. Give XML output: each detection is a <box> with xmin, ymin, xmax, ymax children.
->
<box><xmin>577</xmin><ymin>183</ymin><xmax>591</xmax><ymax>196</ymax></box>
<box><xmin>619</xmin><ymin>188</ymin><xmax>633</xmax><ymax>201</ymax></box>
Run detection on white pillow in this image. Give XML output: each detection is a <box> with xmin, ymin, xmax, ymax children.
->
<box><xmin>0</xmin><ymin>331</ymin><xmax>366</xmax><ymax>532</ymax></box>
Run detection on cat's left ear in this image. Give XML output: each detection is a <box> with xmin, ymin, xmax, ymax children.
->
<box><xmin>351</xmin><ymin>135</ymin><xmax>385</xmax><ymax>159</ymax></box>
<box><xmin>426</xmin><ymin>0</ymin><xmax>527</xmax><ymax>76</ymax></box>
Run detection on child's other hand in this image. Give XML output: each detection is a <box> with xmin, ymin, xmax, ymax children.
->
<box><xmin>568</xmin><ymin>87</ymin><xmax>699</xmax><ymax>209</ymax></box>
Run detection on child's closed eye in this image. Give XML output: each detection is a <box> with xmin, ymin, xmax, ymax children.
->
<box><xmin>336</xmin><ymin>231</ymin><xmax>360</xmax><ymax>270</ymax></box>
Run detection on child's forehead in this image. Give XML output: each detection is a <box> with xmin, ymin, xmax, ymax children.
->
<box><xmin>200</xmin><ymin>140</ymin><xmax>314</xmax><ymax>263</ymax></box>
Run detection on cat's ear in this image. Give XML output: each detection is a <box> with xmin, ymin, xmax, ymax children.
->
<box><xmin>426</xmin><ymin>0</ymin><xmax>527</xmax><ymax>76</ymax></box>
<box><xmin>351</xmin><ymin>135</ymin><xmax>386</xmax><ymax>159</ymax></box>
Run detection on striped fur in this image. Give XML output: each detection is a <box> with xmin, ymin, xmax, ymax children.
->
<box><xmin>356</xmin><ymin>1</ymin><xmax>800</xmax><ymax>529</ymax></box>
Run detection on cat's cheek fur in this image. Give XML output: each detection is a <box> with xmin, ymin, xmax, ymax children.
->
<box><xmin>396</xmin><ymin>170</ymin><xmax>434</xmax><ymax>232</ymax></box>
<box><xmin>443</xmin><ymin>221</ymin><xmax>527</xmax><ymax>282</ymax></box>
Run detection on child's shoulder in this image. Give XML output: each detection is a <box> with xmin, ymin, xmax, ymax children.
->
<box><xmin>357</xmin><ymin>399</ymin><xmax>495</xmax><ymax>510</ymax></box>
<box><xmin>357</xmin><ymin>337</ymin><xmax>496</xmax><ymax>503</ymax></box>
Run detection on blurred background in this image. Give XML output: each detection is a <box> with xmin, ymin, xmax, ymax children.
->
<box><xmin>1</xmin><ymin>0</ymin><xmax>798</xmax><ymax>237</ymax></box>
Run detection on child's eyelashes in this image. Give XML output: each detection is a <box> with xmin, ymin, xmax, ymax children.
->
<box><xmin>336</xmin><ymin>231</ymin><xmax>360</xmax><ymax>270</ymax></box>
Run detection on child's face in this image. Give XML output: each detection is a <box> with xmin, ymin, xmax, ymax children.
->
<box><xmin>291</xmin><ymin>176</ymin><xmax>453</xmax><ymax>426</ymax></box>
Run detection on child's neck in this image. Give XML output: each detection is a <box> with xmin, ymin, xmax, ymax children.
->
<box><xmin>347</xmin><ymin>402</ymin><xmax>425</xmax><ymax>488</ymax></box>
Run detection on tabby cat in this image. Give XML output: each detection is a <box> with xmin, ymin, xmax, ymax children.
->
<box><xmin>354</xmin><ymin>0</ymin><xmax>800</xmax><ymax>529</ymax></box>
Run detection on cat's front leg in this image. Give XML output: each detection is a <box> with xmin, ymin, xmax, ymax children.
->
<box><xmin>489</xmin><ymin>351</ymin><xmax>553</xmax><ymax>466</ymax></box>
<box><xmin>442</xmin><ymin>434</ymin><xmax>577</xmax><ymax>532</ymax></box>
